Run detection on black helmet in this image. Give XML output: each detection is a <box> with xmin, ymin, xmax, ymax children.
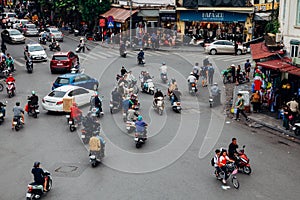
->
<box><xmin>16</xmin><ymin>102</ymin><xmax>20</xmax><ymax>106</ymax></box>
<box><xmin>33</xmin><ymin>161</ymin><xmax>40</xmax><ymax>168</ymax></box>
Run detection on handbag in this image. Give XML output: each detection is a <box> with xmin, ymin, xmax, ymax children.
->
<box><xmin>288</xmin><ymin>115</ymin><xmax>293</xmax><ymax>121</ymax></box>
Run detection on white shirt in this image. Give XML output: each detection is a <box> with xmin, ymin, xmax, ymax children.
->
<box><xmin>213</xmin><ymin>155</ymin><xmax>219</xmax><ymax>167</ymax></box>
<box><xmin>160</xmin><ymin>65</ymin><xmax>167</xmax><ymax>74</ymax></box>
<box><xmin>187</xmin><ymin>75</ymin><xmax>196</xmax><ymax>83</ymax></box>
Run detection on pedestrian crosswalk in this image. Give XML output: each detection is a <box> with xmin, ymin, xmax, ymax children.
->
<box><xmin>210</xmin><ymin>54</ymin><xmax>252</xmax><ymax>65</ymax></box>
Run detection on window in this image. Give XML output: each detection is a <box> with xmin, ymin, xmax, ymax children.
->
<box><xmin>214</xmin><ymin>41</ymin><xmax>224</xmax><ymax>45</ymax></box>
<box><xmin>49</xmin><ymin>91</ymin><xmax>66</xmax><ymax>98</ymax></box>
<box><xmin>75</xmin><ymin>89</ymin><xmax>89</xmax><ymax>95</ymax></box>
<box><xmin>297</xmin><ymin>0</ymin><xmax>300</xmax><ymax>26</ymax></box>
<box><xmin>52</xmin><ymin>56</ymin><xmax>68</xmax><ymax>61</ymax></box>
<box><xmin>291</xmin><ymin>45</ymin><xmax>299</xmax><ymax>58</ymax></box>
<box><xmin>55</xmin><ymin>78</ymin><xmax>69</xmax><ymax>84</ymax></box>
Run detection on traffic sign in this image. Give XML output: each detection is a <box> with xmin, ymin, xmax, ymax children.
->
<box><xmin>99</xmin><ymin>19</ymin><xmax>105</xmax><ymax>27</ymax></box>
<box><xmin>107</xmin><ymin>21</ymin><xmax>114</xmax><ymax>28</ymax></box>
<box><xmin>107</xmin><ymin>15</ymin><xmax>114</xmax><ymax>22</ymax></box>
<box><xmin>116</xmin><ymin>23</ymin><xmax>121</xmax><ymax>28</ymax></box>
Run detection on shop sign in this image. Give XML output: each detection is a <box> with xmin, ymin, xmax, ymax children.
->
<box><xmin>180</xmin><ymin>11</ymin><xmax>247</xmax><ymax>22</ymax></box>
<box><xmin>99</xmin><ymin>19</ymin><xmax>105</xmax><ymax>27</ymax></box>
<box><xmin>201</xmin><ymin>12</ymin><xmax>224</xmax><ymax>21</ymax></box>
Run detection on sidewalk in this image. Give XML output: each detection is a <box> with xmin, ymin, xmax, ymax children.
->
<box><xmin>233</xmin><ymin>84</ymin><xmax>300</xmax><ymax>144</ymax></box>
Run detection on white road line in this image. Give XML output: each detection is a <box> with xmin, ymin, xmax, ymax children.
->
<box><xmin>14</xmin><ymin>59</ymin><xmax>23</xmax><ymax>67</ymax></box>
<box><xmin>84</xmin><ymin>54</ymin><xmax>98</xmax><ymax>60</ymax></box>
<box><xmin>77</xmin><ymin>54</ymin><xmax>87</xmax><ymax>61</ymax></box>
<box><xmin>147</xmin><ymin>51</ymin><xmax>163</xmax><ymax>56</ymax></box>
<box><xmin>88</xmin><ymin>52</ymin><xmax>107</xmax><ymax>59</ymax></box>
<box><xmin>105</xmin><ymin>50</ymin><xmax>119</xmax><ymax>56</ymax></box>
<box><xmin>91</xmin><ymin>51</ymin><xmax>114</xmax><ymax>57</ymax></box>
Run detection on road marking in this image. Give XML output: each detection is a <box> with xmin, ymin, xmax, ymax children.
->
<box><xmin>88</xmin><ymin>51</ymin><xmax>107</xmax><ymax>59</ymax></box>
<box><xmin>105</xmin><ymin>50</ymin><xmax>119</xmax><ymax>56</ymax></box>
<box><xmin>84</xmin><ymin>53</ymin><xmax>98</xmax><ymax>60</ymax></box>
<box><xmin>14</xmin><ymin>59</ymin><xmax>23</xmax><ymax>67</ymax></box>
<box><xmin>92</xmin><ymin>51</ymin><xmax>114</xmax><ymax>57</ymax></box>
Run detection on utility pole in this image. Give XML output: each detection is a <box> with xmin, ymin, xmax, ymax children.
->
<box><xmin>271</xmin><ymin>0</ymin><xmax>275</xmax><ymax>21</ymax></box>
<box><xmin>129</xmin><ymin>0</ymin><xmax>132</xmax><ymax>48</ymax></box>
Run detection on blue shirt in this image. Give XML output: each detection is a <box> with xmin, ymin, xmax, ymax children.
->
<box><xmin>135</xmin><ymin>120</ymin><xmax>147</xmax><ymax>133</ymax></box>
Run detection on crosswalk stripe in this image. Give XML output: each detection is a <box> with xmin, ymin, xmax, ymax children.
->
<box><xmin>14</xmin><ymin>59</ymin><xmax>23</xmax><ymax>67</ymax></box>
<box><xmin>88</xmin><ymin>52</ymin><xmax>107</xmax><ymax>59</ymax></box>
<box><xmin>105</xmin><ymin>50</ymin><xmax>119</xmax><ymax>56</ymax></box>
<box><xmin>77</xmin><ymin>54</ymin><xmax>87</xmax><ymax>61</ymax></box>
<box><xmin>84</xmin><ymin>54</ymin><xmax>98</xmax><ymax>60</ymax></box>
<box><xmin>91</xmin><ymin>51</ymin><xmax>114</xmax><ymax>57</ymax></box>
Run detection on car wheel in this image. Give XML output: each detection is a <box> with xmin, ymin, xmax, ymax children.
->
<box><xmin>237</xmin><ymin>49</ymin><xmax>242</xmax><ymax>55</ymax></box>
<box><xmin>93</xmin><ymin>84</ymin><xmax>98</xmax><ymax>91</ymax></box>
<box><xmin>210</xmin><ymin>49</ymin><xmax>217</xmax><ymax>55</ymax></box>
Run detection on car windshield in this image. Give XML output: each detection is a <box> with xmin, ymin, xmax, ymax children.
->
<box><xmin>10</xmin><ymin>30</ymin><xmax>21</xmax><ymax>35</ymax></box>
<box><xmin>48</xmin><ymin>91</ymin><xmax>66</xmax><ymax>98</ymax></box>
<box><xmin>28</xmin><ymin>45</ymin><xmax>44</xmax><ymax>52</ymax></box>
<box><xmin>52</xmin><ymin>56</ymin><xmax>68</xmax><ymax>61</ymax></box>
<box><xmin>26</xmin><ymin>24</ymin><xmax>36</xmax><ymax>29</ymax></box>
<box><xmin>8</xmin><ymin>14</ymin><xmax>15</xmax><ymax>18</ymax></box>
<box><xmin>51</xmin><ymin>29</ymin><xmax>60</xmax><ymax>33</ymax></box>
<box><xmin>55</xmin><ymin>78</ymin><xmax>69</xmax><ymax>84</ymax></box>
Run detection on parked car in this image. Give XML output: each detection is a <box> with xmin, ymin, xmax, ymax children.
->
<box><xmin>50</xmin><ymin>51</ymin><xmax>78</xmax><ymax>73</ymax></box>
<box><xmin>22</xmin><ymin>24</ymin><xmax>39</xmax><ymax>36</ymax></box>
<box><xmin>52</xmin><ymin>73</ymin><xmax>99</xmax><ymax>91</ymax></box>
<box><xmin>1</xmin><ymin>29</ymin><xmax>25</xmax><ymax>44</ymax></box>
<box><xmin>1</xmin><ymin>12</ymin><xmax>18</xmax><ymax>23</ymax></box>
<box><xmin>24</xmin><ymin>43</ymin><xmax>47</xmax><ymax>62</ymax></box>
<box><xmin>204</xmin><ymin>40</ymin><xmax>247</xmax><ymax>55</ymax></box>
<box><xmin>45</xmin><ymin>27</ymin><xmax>64</xmax><ymax>41</ymax></box>
<box><xmin>13</xmin><ymin>19</ymin><xmax>29</xmax><ymax>29</ymax></box>
<box><xmin>42</xmin><ymin>85</ymin><xmax>96</xmax><ymax>112</ymax></box>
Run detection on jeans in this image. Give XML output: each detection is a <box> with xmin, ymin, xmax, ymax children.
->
<box><xmin>0</xmin><ymin>107</ymin><xmax>5</xmax><ymax>117</ymax></box>
<box><xmin>236</xmin><ymin>109</ymin><xmax>248</xmax><ymax>119</ymax></box>
<box><xmin>283</xmin><ymin>117</ymin><xmax>289</xmax><ymax>130</ymax></box>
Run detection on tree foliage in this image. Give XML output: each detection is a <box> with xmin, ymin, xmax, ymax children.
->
<box><xmin>78</xmin><ymin>0</ymin><xmax>111</xmax><ymax>22</ymax></box>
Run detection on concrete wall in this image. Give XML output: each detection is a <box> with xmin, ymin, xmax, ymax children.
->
<box><xmin>279</xmin><ymin>0</ymin><xmax>300</xmax><ymax>54</ymax></box>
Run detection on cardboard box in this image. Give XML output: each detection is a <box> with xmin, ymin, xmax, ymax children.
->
<box><xmin>63</xmin><ymin>97</ymin><xmax>74</xmax><ymax>112</ymax></box>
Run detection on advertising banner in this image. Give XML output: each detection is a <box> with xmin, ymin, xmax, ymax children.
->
<box><xmin>183</xmin><ymin>0</ymin><xmax>246</xmax><ymax>7</ymax></box>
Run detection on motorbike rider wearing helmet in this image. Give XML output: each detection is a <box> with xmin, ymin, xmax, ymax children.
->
<box><xmin>6</xmin><ymin>73</ymin><xmax>15</xmax><ymax>84</ymax></box>
<box><xmin>138</xmin><ymin>49</ymin><xmax>144</xmax><ymax>60</ymax></box>
<box><xmin>6</xmin><ymin>53</ymin><xmax>14</xmax><ymax>72</ymax></box>
<box><xmin>90</xmin><ymin>92</ymin><xmax>104</xmax><ymax>115</ymax></box>
<box><xmin>0</xmin><ymin>101</ymin><xmax>6</xmax><ymax>118</ymax></box>
<box><xmin>228</xmin><ymin>138</ymin><xmax>239</xmax><ymax>160</ymax></box>
<box><xmin>210</xmin><ymin>82</ymin><xmax>221</xmax><ymax>105</ymax></box>
<box><xmin>129</xmin><ymin>93</ymin><xmax>138</xmax><ymax>109</ymax></box>
<box><xmin>192</xmin><ymin>62</ymin><xmax>200</xmax><ymax>80</ymax></box>
<box><xmin>170</xmin><ymin>87</ymin><xmax>182</xmax><ymax>105</ymax></box>
<box><xmin>121</xmin><ymin>66</ymin><xmax>127</xmax><ymax>76</ymax></box>
<box><xmin>153</xmin><ymin>89</ymin><xmax>164</xmax><ymax>106</ymax></box>
<box><xmin>82</xmin><ymin>111</ymin><xmax>101</xmax><ymax>131</ymax></box>
<box><xmin>218</xmin><ymin>149</ymin><xmax>235</xmax><ymax>184</ymax></box>
<box><xmin>31</xmin><ymin>161</ymin><xmax>48</xmax><ymax>191</ymax></box>
<box><xmin>40</xmin><ymin>31</ymin><xmax>47</xmax><ymax>40</ymax></box>
<box><xmin>50</xmin><ymin>37</ymin><xmax>58</xmax><ymax>49</ymax></box>
<box><xmin>89</xmin><ymin>132</ymin><xmax>105</xmax><ymax>159</ymax></box>
<box><xmin>160</xmin><ymin>62</ymin><xmax>168</xmax><ymax>76</ymax></box>
<box><xmin>111</xmin><ymin>87</ymin><xmax>123</xmax><ymax>106</ymax></box>
<box><xmin>28</xmin><ymin>91</ymin><xmax>39</xmax><ymax>113</ymax></box>
<box><xmin>12</xmin><ymin>102</ymin><xmax>24</xmax><ymax>127</ymax></box>
<box><xmin>168</xmin><ymin>78</ymin><xmax>177</xmax><ymax>96</ymax></box>
<box><xmin>135</xmin><ymin>115</ymin><xmax>147</xmax><ymax>136</ymax></box>
<box><xmin>70</xmin><ymin>102</ymin><xmax>82</xmax><ymax>123</ymax></box>
<box><xmin>187</xmin><ymin>72</ymin><xmax>198</xmax><ymax>92</ymax></box>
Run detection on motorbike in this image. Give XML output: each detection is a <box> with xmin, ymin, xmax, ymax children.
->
<box><xmin>26</xmin><ymin>59</ymin><xmax>33</xmax><ymax>73</ymax></box>
<box><xmin>235</xmin><ymin>145</ymin><xmax>251</xmax><ymax>175</ymax></box>
<box><xmin>70</xmin><ymin>65</ymin><xmax>81</xmax><ymax>74</ymax></box>
<box><xmin>109</xmin><ymin>100</ymin><xmax>122</xmax><ymax>114</ymax></box>
<box><xmin>137</xmin><ymin>56</ymin><xmax>145</xmax><ymax>65</ymax></box>
<box><xmin>221</xmin><ymin>68</ymin><xmax>233</xmax><ymax>84</ymax></box>
<box><xmin>38</xmin><ymin>37</ymin><xmax>47</xmax><ymax>45</ymax></box>
<box><xmin>27</xmin><ymin>103</ymin><xmax>39</xmax><ymax>118</ymax></box>
<box><xmin>161</xmin><ymin>73</ymin><xmax>168</xmax><ymax>83</ymax></box>
<box><xmin>49</xmin><ymin>42</ymin><xmax>61</xmax><ymax>51</ymax></box>
<box><xmin>90</xmin><ymin>106</ymin><xmax>104</xmax><ymax>118</ymax></box>
<box><xmin>209</xmin><ymin>94</ymin><xmax>221</xmax><ymax>108</ymax></box>
<box><xmin>120</xmin><ymin>48</ymin><xmax>127</xmax><ymax>58</ymax></box>
<box><xmin>236</xmin><ymin>71</ymin><xmax>250</xmax><ymax>84</ymax></box>
<box><xmin>142</xmin><ymin>79</ymin><xmax>155</xmax><ymax>95</ymax></box>
<box><xmin>134</xmin><ymin>128</ymin><xmax>147</xmax><ymax>148</ymax></box>
<box><xmin>12</xmin><ymin>116</ymin><xmax>23</xmax><ymax>131</ymax></box>
<box><xmin>26</xmin><ymin>170</ymin><xmax>52</xmax><ymax>200</ymax></box>
<box><xmin>172</xmin><ymin>100</ymin><xmax>182</xmax><ymax>113</ymax></box>
<box><xmin>66</xmin><ymin>114</ymin><xmax>78</xmax><ymax>132</ymax></box>
<box><xmin>153</xmin><ymin>97</ymin><xmax>164</xmax><ymax>115</ymax></box>
<box><xmin>90</xmin><ymin>140</ymin><xmax>105</xmax><ymax>167</ymax></box>
<box><xmin>6</xmin><ymin>81</ymin><xmax>15</xmax><ymax>98</ymax></box>
<box><xmin>0</xmin><ymin>104</ymin><xmax>6</xmax><ymax>125</ymax></box>
<box><xmin>215</xmin><ymin>162</ymin><xmax>239</xmax><ymax>189</ymax></box>
<box><xmin>81</xmin><ymin>126</ymin><xmax>100</xmax><ymax>144</ymax></box>
<box><xmin>188</xmin><ymin>82</ymin><xmax>197</xmax><ymax>96</ymax></box>
<box><xmin>292</xmin><ymin>121</ymin><xmax>300</xmax><ymax>136</ymax></box>
<box><xmin>126</xmin><ymin>120</ymin><xmax>136</xmax><ymax>133</ymax></box>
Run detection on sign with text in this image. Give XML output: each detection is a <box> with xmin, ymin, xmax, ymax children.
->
<box><xmin>99</xmin><ymin>19</ymin><xmax>106</xmax><ymax>27</ymax></box>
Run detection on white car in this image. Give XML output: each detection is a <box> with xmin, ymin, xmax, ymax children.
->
<box><xmin>24</xmin><ymin>44</ymin><xmax>48</xmax><ymax>62</ymax></box>
<box><xmin>45</xmin><ymin>27</ymin><xmax>64</xmax><ymax>41</ymax></box>
<box><xmin>204</xmin><ymin>40</ymin><xmax>247</xmax><ymax>55</ymax></box>
<box><xmin>42</xmin><ymin>85</ymin><xmax>96</xmax><ymax>112</ymax></box>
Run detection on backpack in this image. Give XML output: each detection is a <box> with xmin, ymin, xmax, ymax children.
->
<box><xmin>208</xmin><ymin>66</ymin><xmax>214</xmax><ymax>74</ymax></box>
<box><xmin>211</xmin><ymin>157</ymin><xmax>215</xmax><ymax>166</ymax></box>
<box><xmin>253</xmin><ymin>92</ymin><xmax>260</xmax><ymax>101</ymax></box>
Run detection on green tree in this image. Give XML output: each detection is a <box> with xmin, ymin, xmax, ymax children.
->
<box><xmin>78</xmin><ymin>0</ymin><xmax>110</xmax><ymax>23</ymax></box>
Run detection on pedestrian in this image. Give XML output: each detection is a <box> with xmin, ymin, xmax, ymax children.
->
<box><xmin>1</xmin><ymin>41</ymin><xmax>7</xmax><ymax>54</ymax></box>
<box><xmin>282</xmin><ymin>105</ymin><xmax>291</xmax><ymax>130</ymax></box>
<box><xmin>244</xmin><ymin>59</ymin><xmax>251</xmax><ymax>78</ymax></box>
<box><xmin>230</xmin><ymin>64</ymin><xmax>236</xmax><ymax>83</ymax></box>
<box><xmin>235</xmin><ymin>93</ymin><xmax>250</xmax><ymax>121</ymax></box>
<box><xmin>208</xmin><ymin>63</ymin><xmax>215</xmax><ymax>85</ymax></box>
<box><xmin>286</xmin><ymin>98</ymin><xmax>299</xmax><ymax>125</ymax></box>
<box><xmin>192</xmin><ymin>62</ymin><xmax>200</xmax><ymax>81</ymax></box>
<box><xmin>200</xmin><ymin>65</ymin><xmax>208</xmax><ymax>87</ymax></box>
<box><xmin>250</xmin><ymin>90</ymin><xmax>261</xmax><ymax>113</ymax></box>
<box><xmin>203</xmin><ymin>56</ymin><xmax>209</xmax><ymax>67</ymax></box>
<box><xmin>234</xmin><ymin>41</ymin><xmax>238</xmax><ymax>56</ymax></box>
<box><xmin>236</xmin><ymin>65</ymin><xmax>241</xmax><ymax>85</ymax></box>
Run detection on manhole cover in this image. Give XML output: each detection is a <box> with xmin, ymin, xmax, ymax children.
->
<box><xmin>55</xmin><ymin>165</ymin><xmax>78</xmax><ymax>173</ymax></box>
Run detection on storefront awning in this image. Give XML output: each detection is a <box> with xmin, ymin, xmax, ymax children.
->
<box><xmin>288</xmin><ymin>68</ymin><xmax>300</xmax><ymax>77</ymax></box>
<box><xmin>256</xmin><ymin>58</ymin><xmax>295</xmax><ymax>72</ymax></box>
<box><xmin>138</xmin><ymin>10</ymin><xmax>159</xmax><ymax>17</ymax></box>
<box><xmin>179</xmin><ymin>10</ymin><xmax>247</xmax><ymax>22</ymax></box>
<box><xmin>100</xmin><ymin>8</ymin><xmax>138</xmax><ymax>23</ymax></box>
<box><xmin>250</xmin><ymin>42</ymin><xmax>284</xmax><ymax>60</ymax></box>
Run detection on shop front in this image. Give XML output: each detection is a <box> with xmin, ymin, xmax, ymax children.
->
<box><xmin>159</xmin><ymin>9</ymin><xmax>176</xmax><ymax>30</ymax></box>
<box><xmin>177</xmin><ymin>10</ymin><xmax>252</xmax><ymax>43</ymax></box>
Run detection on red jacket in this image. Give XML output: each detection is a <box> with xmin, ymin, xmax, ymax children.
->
<box><xmin>70</xmin><ymin>106</ymin><xmax>82</xmax><ymax>119</ymax></box>
<box><xmin>6</xmin><ymin>77</ymin><xmax>15</xmax><ymax>83</ymax></box>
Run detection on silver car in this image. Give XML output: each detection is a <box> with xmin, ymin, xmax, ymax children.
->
<box><xmin>204</xmin><ymin>40</ymin><xmax>247</xmax><ymax>55</ymax></box>
<box><xmin>45</xmin><ymin>27</ymin><xmax>64</xmax><ymax>42</ymax></box>
<box><xmin>23</xmin><ymin>24</ymin><xmax>39</xmax><ymax>36</ymax></box>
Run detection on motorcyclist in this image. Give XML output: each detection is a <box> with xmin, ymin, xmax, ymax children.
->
<box><xmin>90</xmin><ymin>92</ymin><xmax>104</xmax><ymax>115</ymax></box>
<box><xmin>50</xmin><ymin>37</ymin><xmax>59</xmax><ymax>50</ymax></box>
<box><xmin>6</xmin><ymin>73</ymin><xmax>15</xmax><ymax>84</ymax></box>
<box><xmin>160</xmin><ymin>62</ymin><xmax>168</xmax><ymax>77</ymax></box>
<box><xmin>111</xmin><ymin>87</ymin><xmax>123</xmax><ymax>106</ymax></box>
<box><xmin>168</xmin><ymin>78</ymin><xmax>177</xmax><ymax>97</ymax></box>
<box><xmin>120</xmin><ymin>42</ymin><xmax>126</xmax><ymax>55</ymax></box>
<box><xmin>127</xmin><ymin>107</ymin><xmax>139</xmax><ymax>121</ymax></box>
<box><xmin>31</xmin><ymin>161</ymin><xmax>48</xmax><ymax>192</ymax></box>
<box><xmin>5</xmin><ymin>53</ymin><xmax>14</xmax><ymax>72</ymax></box>
<box><xmin>218</xmin><ymin>149</ymin><xmax>235</xmax><ymax>184</ymax></box>
<box><xmin>187</xmin><ymin>72</ymin><xmax>198</xmax><ymax>92</ymax></box>
<box><xmin>40</xmin><ymin>30</ymin><xmax>47</xmax><ymax>40</ymax></box>
<box><xmin>137</xmin><ymin>49</ymin><xmax>144</xmax><ymax>63</ymax></box>
<box><xmin>82</xmin><ymin>111</ymin><xmax>101</xmax><ymax>132</ymax></box>
<box><xmin>126</xmin><ymin>71</ymin><xmax>137</xmax><ymax>88</ymax></box>
<box><xmin>0</xmin><ymin>101</ymin><xmax>6</xmax><ymax>118</ymax></box>
<box><xmin>228</xmin><ymin>138</ymin><xmax>239</xmax><ymax>160</ymax></box>
<box><xmin>170</xmin><ymin>87</ymin><xmax>182</xmax><ymax>105</ymax></box>
<box><xmin>72</xmin><ymin>59</ymin><xmax>80</xmax><ymax>72</ymax></box>
<box><xmin>28</xmin><ymin>90</ymin><xmax>39</xmax><ymax>113</ymax></box>
<box><xmin>210</xmin><ymin>82</ymin><xmax>221</xmax><ymax>105</ymax></box>
<box><xmin>89</xmin><ymin>132</ymin><xmax>105</xmax><ymax>160</ymax></box>
<box><xmin>192</xmin><ymin>62</ymin><xmax>200</xmax><ymax>80</ymax></box>
<box><xmin>70</xmin><ymin>102</ymin><xmax>82</xmax><ymax>123</ymax></box>
<box><xmin>135</xmin><ymin>115</ymin><xmax>147</xmax><ymax>137</ymax></box>
<box><xmin>78</xmin><ymin>37</ymin><xmax>85</xmax><ymax>53</ymax></box>
<box><xmin>121</xmin><ymin>66</ymin><xmax>127</xmax><ymax>76</ymax></box>
<box><xmin>12</xmin><ymin>102</ymin><xmax>24</xmax><ymax>127</ymax></box>
<box><xmin>213</xmin><ymin>149</ymin><xmax>222</xmax><ymax>178</ymax></box>
<box><xmin>153</xmin><ymin>89</ymin><xmax>164</xmax><ymax>106</ymax></box>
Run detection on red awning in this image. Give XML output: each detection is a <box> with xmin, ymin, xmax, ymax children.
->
<box><xmin>100</xmin><ymin>8</ymin><xmax>138</xmax><ymax>23</ymax></box>
<box><xmin>288</xmin><ymin>68</ymin><xmax>300</xmax><ymax>76</ymax></box>
<box><xmin>256</xmin><ymin>58</ymin><xmax>295</xmax><ymax>72</ymax></box>
<box><xmin>250</xmin><ymin>42</ymin><xmax>284</xmax><ymax>60</ymax></box>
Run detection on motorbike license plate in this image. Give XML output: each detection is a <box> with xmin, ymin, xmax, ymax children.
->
<box><xmin>13</xmin><ymin>122</ymin><xmax>17</xmax><ymax>125</ymax></box>
<box><xmin>134</xmin><ymin>137</ymin><xmax>139</xmax><ymax>141</ymax></box>
<box><xmin>26</xmin><ymin>193</ymin><xmax>32</xmax><ymax>197</ymax></box>
<box><xmin>35</xmin><ymin>109</ymin><xmax>40</xmax><ymax>113</ymax></box>
<box><xmin>126</xmin><ymin>126</ymin><xmax>130</xmax><ymax>130</ymax></box>
<box><xmin>0</xmin><ymin>113</ymin><xmax>3</xmax><ymax>117</ymax></box>
<box><xmin>68</xmin><ymin>121</ymin><xmax>73</xmax><ymax>125</ymax></box>
<box><xmin>81</xmin><ymin>135</ymin><xmax>85</xmax><ymax>138</ymax></box>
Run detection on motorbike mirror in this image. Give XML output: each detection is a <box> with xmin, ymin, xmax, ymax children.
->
<box><xmin>243</xmin><ymin>145</ymin><xmax>245</xmax><ymax>148</ymax></box>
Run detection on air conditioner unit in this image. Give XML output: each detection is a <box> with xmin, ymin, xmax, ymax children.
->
<box><xmin>275</xmin><ymin>33</ymin><xmax>282</xmax><ymax>43</ymax></box>
<box><xmin>292</xmin><ymin>57</ymin><xmax>300</xmax><ymax>65</ymax></box>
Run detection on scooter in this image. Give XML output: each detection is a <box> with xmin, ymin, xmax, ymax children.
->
<box><xmin>292</xmin><ymin>121</ymin><xmax>300</xmax><ymax>136</ymax></box>
<box><xmin>236</xmin><ymin>71</ymin><xmax>250</xmax><ymax>84</ymax></box>
<box><xmin>120</xmin><ymin>48</ymin><xmax>127</xmax><ymax>58</ymax></box>
<box><xmin>27</xmin><ymin>104</ymin><xmax>39</xmax><ymax>118</ymax></box>
<box><xmin>142</xmin><ymin>79</ymin><xmax>155</xmax><ymax>95</ymax></box>
<box><xmin>188</xmin><ymin>82</ymin><xmax>197</xmax><ymax>96</ymax></box>
<box><xmin>172</xmin><ymin>100</ymin><xmax>182</xmax><ymax>113</ymax></box>
<box><xmin>215</xmin><ymin>162</ymin><xmax>239</xmax><ymax>189</ymax></box>
<box><xmin>12</xmin><ymin>116</ymin><xmax>23</xmax><ymax>131</ymax></box>
<box><xmin>153</xmin><ymin>97</ymin><xmax>164</xmax><ymax>115</ymax></box>
<box><xmin>235</xmin><ymin>145</ymin><xmax>252</xmax><ymax>175</ymax></box>
<box><xmin>209</xmin><ymin>94</ymin><xmax>221</xmax><ymax>108</ymax></box>
<box><xmin>161</xmin><ymin>73</ymin><xmax>168</xmax><ymax>83</ymax></box>
<box><xmin>38</xmin><ymin>37</ymin><xmax>47</xmax><ymax>45</ymax></box>
<box><xmin>6</xmin><ymin>81</ymin><xmax>15</xmax><ymax>98</ymax></box>
<box><xmin>49</xmin><ymin>42</ymin><xmax>61</xmax><ymax>51</ymax></box>
<box><xmin>25</xmin><ymin>170</ymin><xmax>52</xmax><ymax>199</ymax></box>
<box><xmin>90</xmin><ymin>106</ymin><xmax>104</xmax><ymax>118</ymax></box>
<box><xmin>109</xmin><ymin>100</ymin><xmax>121</xmax><ymax>114</ymax></box>
<box><xmin>90</xmin><ymin>140</ymin><xmax>105</xmax><ymax>167</ymax></box>
<box><xmin>66</xmin><ymin>114</ymin><xmax>78</xmax><ymax>132</ymax></box>
<box><xmin>26</xmin><ymin>59</ymin><xmax>33</xmax><ymax>73</ymax></box>
<box><xmin>134</xmin><ymin>129</ymin><xmax>147</xmax><ymax>148</ymax></box>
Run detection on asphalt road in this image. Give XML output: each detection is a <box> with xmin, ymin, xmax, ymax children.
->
<box><xmin>0</xmin><ymin>34</ymin><xmax>300</xmax><ymax>200</ymax></box>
